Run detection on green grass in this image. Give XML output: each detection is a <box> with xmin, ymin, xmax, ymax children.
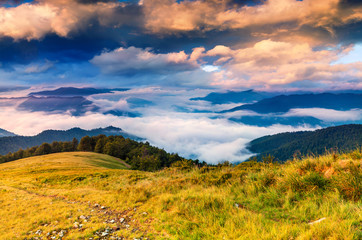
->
<box><xmin>0</xmin><ymin>151</ymin><xmax>361</xmax><ymax>239</ymax></box>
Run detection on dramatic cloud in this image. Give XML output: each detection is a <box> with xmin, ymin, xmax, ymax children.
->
<box><xmin>90</xmin><ymin>46</ymin><xmax>200</xmax><ymax>75</ymax></box>
<box><xmin>0</xmin><ymin>0</ymin><xmax>141</xmax><ymax>40</ymax></box>
<box><xmin>142</xmin><ymin>0</ymin><xmax>362</xmax><ymax>44</ymax></box>
<box><xmin>2</xmin><ymin>0</ymin><xmax>361</xmax><ymax>46</ymax></box>
<box><xmin>88</xmin><ymin>38</ymin><xmax>362</xmax><ymax>89</ymax></box>
<box><xmin>205</xmin><ymin>40</ymin><xmax>362</xmax><ymax>89</ymax></box>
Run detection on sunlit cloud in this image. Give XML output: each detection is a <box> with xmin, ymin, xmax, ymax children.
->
<box><xmin>205</xmin><ymin>40</ymin><xmax>362</xmax><ymax>89</ymax></box>
<box><xmin>0</xmin><ymin>0</ymin><xmax>139</xmax><ymax>40</ymax></box>
<box><xmin>90</xmin><ymin>46</ymin><xmax>200</xmax><ymax>75</ymax></box>
<box><xmin>142</xmin><ymin>0</ymin><xmax>362</xmax><ymax>45</ymax></box>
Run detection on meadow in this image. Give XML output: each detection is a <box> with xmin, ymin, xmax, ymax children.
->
<box><xmin>0</xmin><ymin>151</ymin><xmax>361</xmax><ymax>239</ymax></box>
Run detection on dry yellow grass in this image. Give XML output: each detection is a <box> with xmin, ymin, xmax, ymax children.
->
<box><xmin>0</xmin><ymin>151</ymin><xmax>361</xmax><ymax>239</ymax></box>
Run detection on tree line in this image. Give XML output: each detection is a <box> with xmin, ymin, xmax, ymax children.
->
<box><xmin>0</xmin><ymin>135</ymin><xmax>205</xmax><ymax>171</ymax></box>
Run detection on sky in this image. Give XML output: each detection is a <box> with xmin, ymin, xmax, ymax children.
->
<box><xmin>0</xmin><ymin>0</ymin><xmax>362</xmax><ymax>163</ymax></box>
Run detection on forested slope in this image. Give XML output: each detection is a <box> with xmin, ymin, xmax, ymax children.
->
<box><xmin>248</xmin><ymin>124</ymin><xmax>362</xmax><ymax>162</ymax></box>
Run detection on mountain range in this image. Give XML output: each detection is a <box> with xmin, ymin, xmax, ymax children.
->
<box><xmin>0</xmin><ymin>126</ymin><xmax>141</xmax><ymax>155</ymax></box>
<box><xmin>229</xmin><ymin>116</ymin><xmax>324</xmax><ymax>127</ymax></box>
<box><xmin>190</xmin><ymin>89</ymin><xmax>274</xmax><ymax>104</ymax></box>
<box><xmin>18</xmin><ymin>96</ymin><xmax>99</xmax><ymax>116</ymax></box>
<box><xmin>29</xmin><ymin>87</ymin><xmax>129</xmax><ymax>96</ymax></box>
<box><xmin>0</xmin><ymin>87</ymin><xmax>140</xmax><ymax>117</ymax></box>
<box><xmin>193</xmin><ymin>89</ymin><xmax>362</xmax><ymax>106</ymax></box>
<box><xmin>223</xmin><ymin>93</ymin><xmax>362</xmax><ymax>114</ymax></box>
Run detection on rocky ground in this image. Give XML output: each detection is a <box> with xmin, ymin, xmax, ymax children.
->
<box><xmin>19</xmin><ymin>189</ymin><xmax>150</xmax><ymax>240</ymax></box>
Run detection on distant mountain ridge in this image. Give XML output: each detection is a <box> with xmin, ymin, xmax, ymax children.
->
<box><xmin>190</xmin><ymin>90</ymin><xmax>274</xmax><ymax>104</ymax></box>
<box><xmin>18</xmin><ymin>96</ymin><xmax>98</xmax><ymax>116</ymax></box>
<box><xmin>247</xmin><ymin>124</ymin><xmax>362</xmax><ymax>162</ymax></box>
<box><xmin>16</xmin><ymin>87</ymin><xmax>140</xmax><ymax>117</ymax></box>
<box><xmin>29</xmin><ymin>87</ymin><xmax>129</xmax><ymax>96</ymax></box>
<box><xmin>230</xmin><ymin>116</ymin><xmax>324</xmax><ymax>127</ymax></box>
<box><xmin>192</xmin><ymin>89</ymin><xmax>362</xmax><ymax>106</ymax></box>
<box><xmin>0</xmin><ymin>126</ymin><xmax>141</xmax><ymax>155</ymax></box>
<box><xmin>223</xmin><ymin>93</ymin><xmax>362</xmax><ymax>113</ymax></box>
<box><xmin>0</xmin><ymin>128</ymin><xmax>17</xmax><ymax>137</ymax></box>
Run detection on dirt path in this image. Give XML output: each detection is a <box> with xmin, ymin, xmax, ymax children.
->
<box><xmin>0</xmin><ymin>184</ymin><xmax>152</xmax><ymax>240</ymax></box>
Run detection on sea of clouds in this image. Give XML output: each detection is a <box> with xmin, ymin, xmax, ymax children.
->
<box><xmin>0</xmin><ymin>87</ymin><xmax>322</xmax><ymax>163</ymax></box>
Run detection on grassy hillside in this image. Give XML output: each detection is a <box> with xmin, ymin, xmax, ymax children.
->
<box><xmin>1</xmin><ymin>134</ymin><xmax>188</xmax><ymax>171</ymax></box>
<box><xmin>0</xmin><ymin>151</ymin><xmax>361</xmax><ymax>239</ymax></box>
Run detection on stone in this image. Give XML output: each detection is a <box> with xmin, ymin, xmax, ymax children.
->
<box><xmin>59</xmin><ymin>230</ymin><xmax>66</xmax><ymax>237</ymax></box>
<box><xmin>308</xmin><ymin>217</ymin><xmax>326</xmax><ymax>225</ymax></box>
<box><xmin>112</xmin><ymin>226</ymin><xmax>120</xmax><ymax>231</ymax></box>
